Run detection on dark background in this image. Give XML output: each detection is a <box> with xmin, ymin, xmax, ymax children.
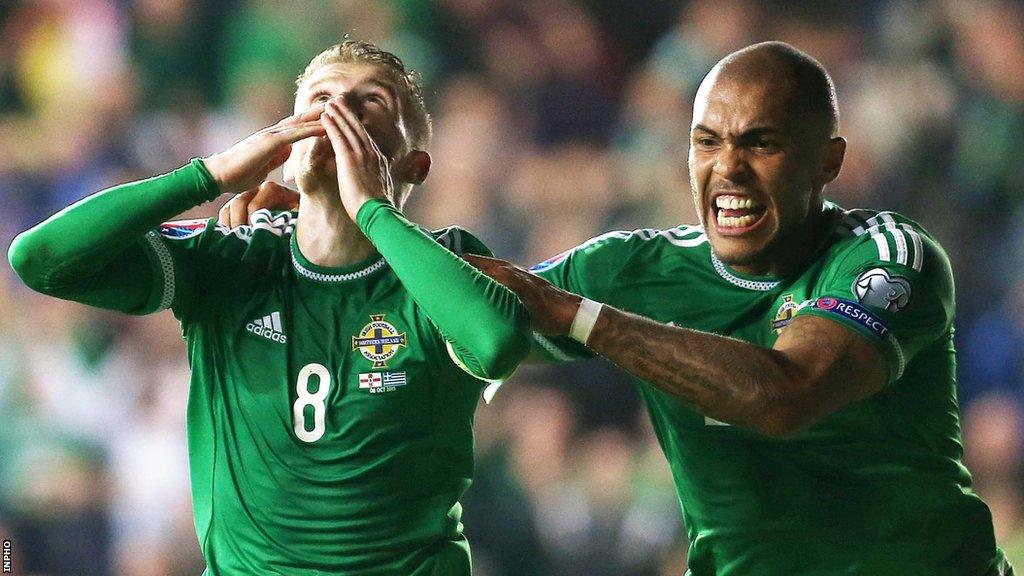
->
<box><xmin>1</xmin><ymin>1</ymin><xmax>1023</xmax><ymax>574</ymax></box>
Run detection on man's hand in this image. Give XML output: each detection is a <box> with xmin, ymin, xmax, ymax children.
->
<box><xmin>320</xmin><ymin>97</ymin><xmax>393</xmax><ymax>221</ymax></box>
<box><xmin>202</xmin><ymin>104</ymin><xmax>327</xmax><ymax>196</ymax></box>
<box><xmin>463</xmin><ymin>254</ymin><xmax>581</xmax><ymax>335</ymax></box>
<box><xmin>217</xmin><ymin>182</ymin><xmax>300</xmax><ymax>228</ymax></box>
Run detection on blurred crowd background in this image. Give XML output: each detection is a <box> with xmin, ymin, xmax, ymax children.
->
<box><xmin>1</xmin><ymin>0</ymin><xmax>1023</xmax><ymax>574</ymax></box>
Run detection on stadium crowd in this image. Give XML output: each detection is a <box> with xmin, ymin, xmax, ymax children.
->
<box><xmin>1</xmin><ymin>0</ymin><xmax>1023</xmax><ymax>574</ymax></box>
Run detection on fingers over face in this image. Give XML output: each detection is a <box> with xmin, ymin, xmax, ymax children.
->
<box><xmin>330</xmin><ymin>98</ymin><xmax>374</xmax><ymax>151</ymax></box>
<box><xmin>281</xmin><ymin>103</ymin><xmax>327</xmax><ymax>126</ymax></box>
<box><xmin>252</xmin><ymin>181</ymin><xmax>299</xmax><ymax>213</ymax></box>
<box><xmin>223</xmin><ymin>189</ymin><xmax>255</xmax><ymax>228</ymax></box>
<box><xmin>322</xmin><ymin>99</ymin><xmax>366</xmax><ymax>158</ymax></box>
<box><xmin>276</xmin><ymin>120</ymin><xmax>328</xmax><ymax>144</ymax></box>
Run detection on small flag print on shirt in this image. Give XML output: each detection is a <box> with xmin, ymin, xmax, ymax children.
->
<box><xmin>359</xmin><ymin>372</ymin><xmax>407</xmax><ymax>393</ymax></box>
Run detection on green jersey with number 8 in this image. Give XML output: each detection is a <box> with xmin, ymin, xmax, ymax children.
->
<box><xmin>8</xmin><ymin>161</ymin><xmax>529</xmax><ymax>576</ymax></box>
<box><xmin>532</xmin><ymin>202</ymin><xmax>1010</xmax><ymax>576</ymax></box>
<box><xmin>155</xmin><ymin>212</ymin><xmax>497</xmax><ymax>575</ymax></box>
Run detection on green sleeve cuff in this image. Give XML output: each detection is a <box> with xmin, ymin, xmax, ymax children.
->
<box><xmin>189</xmin><ymin>158</ymin><xmax>223</xmax><ymax>203</ymax></box>
<box><xmin>355</xmin><ymin>197</ymin><xmax>397</xmax><ymax>233</ymax></box>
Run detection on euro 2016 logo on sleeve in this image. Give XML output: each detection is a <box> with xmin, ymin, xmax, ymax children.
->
<box><xmin>853</xmin><ymin>268</ymin><xmax>912</xmax><ymax>312</ymax></box>
<box><xmin>352</xmin><ymin>314</ymin><xmax>407</xmax><ymax>368</ymax></box>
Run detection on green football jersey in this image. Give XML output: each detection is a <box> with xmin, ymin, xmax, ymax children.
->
<box><xmin>143</xmin><ymin>210</ymin><xmax>492</xmax><ymax>575</ymax></box>
<box><xmin>532</xmin><ymin>203</ymin><xmax>1010</xmax><ymax>576</ymax></box>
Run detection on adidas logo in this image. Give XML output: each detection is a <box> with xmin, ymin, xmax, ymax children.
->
<box><xmin>246</xmin><ymin>311</ymin><xmax>287</xmax><ymax>343</ymax></box>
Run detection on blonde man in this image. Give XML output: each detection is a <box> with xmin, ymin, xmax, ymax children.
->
<box><xmin>9</xmin><ymin>40</ymin><xmax>529</xmax><ymax>575</ymax></box>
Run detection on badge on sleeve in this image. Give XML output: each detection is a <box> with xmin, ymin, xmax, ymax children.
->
<box><xmin>158</xmin><ymin>219</ymin><xmax>207</xmax><ymax>239</ymax></box>
<box><xmin>853</xmin><ymin>268</ymin><xmax>912</xmax><ymax>312</ymax></box>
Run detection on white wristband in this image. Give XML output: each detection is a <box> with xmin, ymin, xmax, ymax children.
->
<box><xmin>569</xmin><ymin>298</ymin><xmax>604</xmax><ymax>345</ymax></box>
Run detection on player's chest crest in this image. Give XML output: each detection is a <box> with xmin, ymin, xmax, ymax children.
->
<box><xmin>352</xmin><ymin>313</ymin><xmax>409</xmax><ymax>394</ymax></box>
<box><xmin>769</xmin><ymin>292</ymin><xmax>816</xmax><ymax>335</ymax></box>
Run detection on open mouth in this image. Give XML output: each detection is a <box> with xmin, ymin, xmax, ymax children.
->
<box><xmin>712</xmin><ymin>194</ymin><xmax>767</xmax><ymax>234</ymax></box>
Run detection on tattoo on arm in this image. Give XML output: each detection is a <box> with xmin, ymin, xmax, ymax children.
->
<box><xmin>585</xmin><ymin>306</ymin><xmax>793</xmax><ymax>428</ymax></box>
<box><xmin>586</xmin><ymin>306</ymin><xmax>885</xmax><ymax>434</ymax></box>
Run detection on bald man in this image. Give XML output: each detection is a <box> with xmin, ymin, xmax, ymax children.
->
<box><xmin>465</xmin><ymin>42</ymin><xmax>1011</xmax><ymax>575</ymax></box>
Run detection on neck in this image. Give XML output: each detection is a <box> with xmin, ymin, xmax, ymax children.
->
<box><xmin>731</xmin><ymin>203</ymin><xmax>833</xmax><ymax>278</ymax></box>
<box><xmin>295</xmin><ymin>188</ymin><xmax>376</xmax><ymax>268</ymax></box>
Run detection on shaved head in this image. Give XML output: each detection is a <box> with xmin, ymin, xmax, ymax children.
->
<box><xmin>688</xmin><ymin>41</ymin><xmax>847</xmax><ymax>276</ymax></box>
<box><xmin>705</xmin><ymin>41</ymin><xmax>839</xmax><ymax>138</ymax></box>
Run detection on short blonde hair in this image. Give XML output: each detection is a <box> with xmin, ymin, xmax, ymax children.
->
<box><xmin>297</xmin><ymin>40</ymin><xmax>432</xmax><ymax>151</ymax></box>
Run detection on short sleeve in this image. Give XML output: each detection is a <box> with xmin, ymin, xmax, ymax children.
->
<box><xmin>432</xmin><ymin>226</ymin><xmax>494</xmax><ymax>258</ymax></box>
<box><xmin>796</xmin><ymin>225</ymin><xmax>954</xmax><ymax>382</ymax></box>
<box><xmin>528</xmin><ymin>231</ymin><xmax>637</xmax><ymax>361</ymax></box>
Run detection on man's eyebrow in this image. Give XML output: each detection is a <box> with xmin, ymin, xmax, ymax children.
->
<box><xmin>358</xmin><ymin>79</ymin><xmax>399</xmax><ymax>103</ymax></box>
<box><xmin>303</xmin><ymin>78</ymin><xmax>399</xmax><ymax>101</ymax></box>
<box><xmin>691</xmin><ymin>124</ymin><xmax>783</xmax><ymax>137</ymax></box>
<box><xmin>740</xmin><ymin>126</ymin><xmax>782</xmax><ymax>138</ymax></box>
<box><xmin>692</xmin><ymin>124</ymin><xmax>719</xmax><ymax>137</ymax></box>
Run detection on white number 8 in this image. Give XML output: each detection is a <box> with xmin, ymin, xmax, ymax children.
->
<box><xmin>293</xmin><ymin>363</ymin><xmax>331</xmax><ymax>442</ymax></box>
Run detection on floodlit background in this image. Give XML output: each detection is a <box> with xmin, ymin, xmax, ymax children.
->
<box><xmin>1</xmin><ymin>0</ymin><xmax>1023</xmax><ymax>574</ymax></box>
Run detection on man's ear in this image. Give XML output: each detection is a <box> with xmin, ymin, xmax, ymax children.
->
<box><xmin>819</xmin><ymin>136</ymin><xmax>846</xmax><ymax>186</ymax></box>
<box><xmin>393</xmin><ymin>150</ymin><xmax>431</xmax><ymax>186</ymax></box>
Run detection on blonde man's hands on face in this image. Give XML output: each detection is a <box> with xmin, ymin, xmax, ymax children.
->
<box><xmin>202</xmin><ymin>104</ymin><xmax>327</xmax><ymax>196</ymax></box>
<box><xmin>320</xmin><ymin>96</ymin><xmax>395</xmax><ymax>221</ymax></box>
<box><xmin>217</xmin><ymin>181</ymin><xmax>300</xmax><ymax>228</ymax></box>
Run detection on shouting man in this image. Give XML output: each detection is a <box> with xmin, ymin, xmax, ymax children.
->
<box><xmin>468</xmin><ymin>42</ymin><xmax>1010</xmax><ymax>576</ymax></box>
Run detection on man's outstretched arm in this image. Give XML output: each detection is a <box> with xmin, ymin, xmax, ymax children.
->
<box><xmin>8</xmin><ymin>104</ymin><xmax>327</xmax><ymax>313</ymax></box>
<box><xmin>586</xmin><ymin>308</ymin><xmax>887</xmax><ymax>437</ymax></box>
<box><xmin>464</xmin><ymin>254</ymin><xmax>888</xmax><ymax>438</ymax></box>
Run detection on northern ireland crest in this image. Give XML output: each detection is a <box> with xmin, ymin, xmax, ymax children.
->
<box><xmin>352</xmin><ymin>315</ymin><xmax>407</xmax><ymax>368</ymax></box>
<box><xmin>771</xmin><ymin>294</ymin><xmax>800</xmax><ymax>333</ymax></box>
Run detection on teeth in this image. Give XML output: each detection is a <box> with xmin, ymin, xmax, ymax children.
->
<box><xmin>715</xmin><ymin>195</ymin><xmax>758</xmax><ymax>210</ymax></box>
<box><xmin>716</xmin><ymin>212</ymin><xmax>758</xmax><ymax>228</ymax></box>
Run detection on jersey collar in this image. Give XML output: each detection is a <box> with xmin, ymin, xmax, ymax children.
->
<box><xmin>709</xmin><ymin>251</ymin><xmax>781</xmax><ymax>291</ymax></box>
<box><xmin>707</xmin><ymin>202</ymin><xmax>843</xmax><ymax>291</ymax></box>
<box><xmin>290</xmin><ymin>233</ymin><xmax>387</xmax><ymax>283</ymax></box>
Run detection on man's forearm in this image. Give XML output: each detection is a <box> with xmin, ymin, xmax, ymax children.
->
<box><xmin>356</xmin><ymin>199</ymin><xmax>530</xmax><ymax>380</ymax></box>
<box><xmin>586</xmin><ymin>305</ymin><xmax>809</xmax><ymax>434</ymax></box>
<box><xmin>8</xmin><ymin>159</ymin><xmax>219</xmax><ymax>310</ymax></box>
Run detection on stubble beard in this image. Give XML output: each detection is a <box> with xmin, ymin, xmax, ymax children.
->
<box><xmin>294</xmin><ymin>139</ymin><xmax>339</xmax><ymax>197</ymax></box>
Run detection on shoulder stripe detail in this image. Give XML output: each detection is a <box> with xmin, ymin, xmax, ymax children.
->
<box><xmin>250</xmin><ymin>209</ymin><xmax>295</xmax><ymax>237</ymax></box>
<box><xmin>622</xmin><ymin>226</ymin><xmax>709</xmax><ymax>247</ymax></box>
<box><xmin>290</xmin><ymin>250</ymin><xmax>387</xmax><ymax>283</ymax></box>
<box><xmin>871</xmin><ymin>230</ymin><xmax>891</xmax><ymax>261</ymax></box>
<box><xmin>878</xmin><ymin>214</ymin><xmax>909</xmax><ymax>267</ymax></box>
<box><xmin>663</xmin><ymin>228</ymin><xmax>708</xmax><ymax>247</ymax></box>
<box><xmin>851</xmin><ymin>211</ymin><xmax>896</xmax><ymax>236</ymax></box>
<box><xmin>574</xmin><ymin>230</ymin><xmax>633</xmax><ymax>252</ymax></box>
<box><xmin>144</xmin><ymin>231</ymin><xmax>175</xmax><ymax>311</ymax></box>
<box><xmin>433</xmin><ymin>227</ymin><xmax>466</xmax><ymax>254</ymax></box>
<box><xmin>845</xmin><ymin>210</ymin><xmax>925</xmax><ymax>272</ymax></box>
<box><xmin>710</xmin><ymin>251</ymin><xmax>780</xmax><ymax>291</ymax></box>
<box><xmin>453</xmin><ymin>229</ymin><xmax>463</xmax><ymax>254</ymax></box>
<box><xmin>212</xmin><ymin>210</ymin><xmax>294</xmax><ymax>244</ymax></box>
<box><xmin>436</xmin><ymin>232</ymin><xmax>452</xmax><ymax>250</ymax></box>
<box><xmin>901</xmin><ymin>224</ymin><xmax>923</xmax><ymax>271</ymax></box>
